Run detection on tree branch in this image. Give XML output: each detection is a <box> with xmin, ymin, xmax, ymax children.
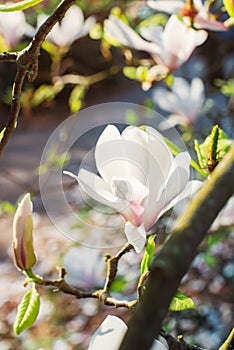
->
<box><xmin>119</xmin><ymin>144</ymin><xmax>234</xmax><ymax>350</ymax></box>
<box><xmin>0</xmin><ymin>0</ymin><xmax>76</xmax><ymax>157</ymax></box>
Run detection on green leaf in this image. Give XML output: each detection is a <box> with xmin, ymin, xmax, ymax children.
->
<box><xmin>42</xmin><ymin>41</ymin><xmax>57</xmax><ymax>56</ymax></box>
<box><xmin>14</xmin><ymin>285</ymin><xmax>40</xmax><ymax>335</ymax></box>
<box><xmin>0</xmin><ymin>201</ymin><xmax>16</xmax><ymax>215</ymax></box>
<box><xmin>0</xmin><ymin>0</ymin><xmax>43</xmax><ymax>12</ymax></box>
<box><xmin>141</xmin><ymin>235</ymin><xmax>156</xmax><ymax>275</ymax></box>
<box><xmin>164</xmin><ymin>136</ymin><xmax>208</xmax><ymax>178</ymax></box>
<box><xmin>31</xmin><ymin>83</ymin><xmax>64</xmax><ymax>107</ymax></box>
<box><xmin>195</xmin><ymin>125</ymin><xmax>233</xmax><ymax>173</ymax></box>
<box><xmin>137</xmin><ymin>14</ymin><xmax>167</xmax><ymax>30</ymax></box>
<box><xmin>224</xmin><ymin>0</ymin><xmax>234</xmax><ymax>17</ymax></box>
<box><xmin>110</xmin><ymin>276</ymin><xmax>128</xmax><ymax>293</ymax></box>
<box><xmin>170</xmin><ymin>291</ymin><xmax>196</xmax><ymax>311</ymax></box>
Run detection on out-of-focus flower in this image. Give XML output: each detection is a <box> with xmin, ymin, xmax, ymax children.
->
<box><xmin>63</xmin><ymin>246</ymin><xmax>105</xmax><ymax>291</ymax></box>
<box><xmin>36</xmin><ymin>5</ymin><xmax>96</xmax><ymax>47</ymax></box>
<box><xmin>104</xmin><ymin>14</ymin><xmax>207</xmax><ymax>72</ymax></box>
<box><xmin>152</xmin><ymin>77</ymin><xmax>205</xmax><ymax>126</ymax></box>
<box><xmin>0</xmin><ymin>11</ymin><xmax>28</xmax><ymax>49</ymax></box>
<box><xmin>64</xmin><ymin>125</ymin><xmax>201</xmax><ymax>253</ymax></box>
<box><xmin>147</xmin><ymin>0</ymin><xmax>228</xmax><ymax>31</ymax></box>
<box><xmin>88</xmin><ymin>315</ymin><xmax>168</xmax><ymax>350</ymax></box>
<box><xmin>13</xmin><ymin>193</ymin><xmax>36</xmax><ymax>271</ymax></box>
<box><xmin>211</xmin><ymin>195</ymin><xmax>234</xmax><ymax>230</ymax></box>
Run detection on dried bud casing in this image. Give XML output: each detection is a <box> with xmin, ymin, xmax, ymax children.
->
<box><xmin>13</xmin><ymin>193</ymin><xmax>36</xmax><ymax>271</ymax></box>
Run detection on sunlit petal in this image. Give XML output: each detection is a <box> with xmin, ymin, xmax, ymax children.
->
<box><xmin>147</xmin><ymin>0</ymin><xmax>184</xmax><ymax>13</ymax></box>
<box><xmin>88</xmin><ymin>315</ymin><xmax>127</xmax><ymax>350</ymax></box>
<box><xmin>125</xmin><ymin>222</ymin><xmax>146</xmax><ymax>253</ymax></box>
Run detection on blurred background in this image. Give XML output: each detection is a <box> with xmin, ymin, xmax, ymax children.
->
<box><xmin>0</xmin><ymin>0</ymin><xmax>233</xmax><ymax>349</ymax></box>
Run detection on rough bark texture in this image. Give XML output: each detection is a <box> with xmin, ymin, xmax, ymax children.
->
<box><xmin>119</xmin><ymin>144</ymin><xmax>234</xmax><ymax>350</ymax></box>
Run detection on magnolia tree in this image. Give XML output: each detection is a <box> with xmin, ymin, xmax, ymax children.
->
<box><xmin>0</xmin><ymin>0</ymin><xmax>234</xmax><ymax>349</ymax></box>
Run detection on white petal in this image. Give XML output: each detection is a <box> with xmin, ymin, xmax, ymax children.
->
<box><xmin>171</xmin><ymin>77</ymin><xmax>190</xmax><ymax>100</ymax></box>
<box><xmin>111</xmin><ymin>176</ymin><xmax>149</xmax><ymax>203</ymax></box>
<box><xmin>139</xmin><ymin>25</ymin><xmax>163</xmax><ymax>45</ymax></box>
<box><xmin>144</xmin><ymin>152</ymin><xmax>191</xmax><ymax>230</ymax></box>
<box><xmin>67</xmin><ymin>169</ymin><xmax>145</xmax><ymax>225</ymax></box>
<box><xmin>78</xmin><ymin>169</ymin><xmax>125</xmax><ymax>211</ymax></box>
<box><xmin>161</xmin><ymin>15</ymin><xmax>208</xmax><ymax>70</ymax></box>
<box><xmin>160</xmin><ymin>179</ymin><xmax>203</xmax><ymax>220</ymax></box>
<box><xmin>211</xmin><ymin>195</ymin><xmax>234</xmax><ymax>230</ymax></box>
<box><xmin>165</xmin><ymin>180</ymin><xmax>203</xmax><ymax>233</ymax></box>
<box><xmin>152</xmin><ymin>87</ymin><xmax>185</xmax><ymax>115</ymax></box>
<box><xmin>151</xmin><ymin>339</ymin><xmax>168</xmax><ymax>350</ymax></box>
<box><xmin>125</xmin><ymin>222</ymin><xmax>146</xmax><ymax>253</ymax></box>
<box><xmin>77</xmin><ymin>15</ymin><xmax>96</xmax><ymax>39</ymax></box>
<box><xmin>147</xmin><ymin>0</ymin><xmax>184</xmax><ymax>13</ymax></box>
<box><xmin>0</xmin><ymin>11</ymin><xmax>26</xmax><ymax>47</ymax></box>
<box><xmin>194</xmin><ymin>14</ymin><xmax>228</xmax><ymax>31</ymax></box>
<box><xmin>190</xmin><ymin>77</ymin><xmax>205</xmax><ymax>110</ymax></box>
<box><xmin>105</xmin><ymin>15</ymin><xmax>158</xmax><ymax>52</ymax></box>
<box><xmin>96</xmin><ymin>125</ymin><xmax>155</xmax><ymax>186</ymax></box>
<box><xmin>59</xmin><ymin>5</ymin><xmax>84</xmax><ymax>45</ymax></box>
<box><xmin>88</xmin><ymin>315</ymin><xmax>127</xmax><ymax>350</ymax></box>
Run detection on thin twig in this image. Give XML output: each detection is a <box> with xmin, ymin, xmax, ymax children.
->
<box><xmin>0</xmin><ymin>52</ymin><xmax>18</xmax><ymax>62</ymax></box>
<box><xmin>24</xmin><ymin>236</ymin><xmax>134</xmax><ymax>310</ymax></box>
<box><xmin>0</xmin><ymin>0</ymin><xmax>76</xmax><ymax>157</ymax></box>
<box><xmin>160</xmin><ymin>329</ymin><xmax>205</xmax><ymax>350</ymax></box>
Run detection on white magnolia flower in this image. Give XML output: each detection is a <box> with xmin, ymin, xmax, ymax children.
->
<box><xmin>152</xmin><ymin>77</ymin><xmax>205</xmax><ymax>126</ymax></box>
<box><xmin>36</xmin><ymin>5</ymin><xmax>95</xmax><ymax>47</ymax></box>
<box><xmin>88</xmin><ymin>315</ymin><xmax>168</xmax><ymax>350</ymax></box>
<box><xmin>63</xmin><ymin>246</ymin><xmax>105</xmax><ymax>291</ymax></box>
<box><xmin>104</xmin><ymin>14</ymin><xmax>207</xmax><ymax>72</ymax></box>
<box><xmin>147</xmin><ymin>0</ymin><xmax>228</xmax><ymax>31</ymax></box>
<box><xmin>211</xmin><ymin>195</ymin><xmax>234</xmax><ymax>231</ymax></box>
<box><xmin>0</xmin><ymin>11</ymin><xmax>28</xmax><ymax>48</ymax></box>
<box><xmin>64</xmin><ymin>125</ymin><xmax>201</xmax><ymax>253</ymax></box>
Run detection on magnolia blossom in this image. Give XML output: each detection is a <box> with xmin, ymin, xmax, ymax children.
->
<box><xmin>211</xmin><ymin>195</ymin><xmax>234</xmax><ymax>231</ymax></box>
<box><xmin>152</xmin><ymin>77</ymin><xmax>205</xmax><ymax>127</ymax></box>
<box><xmin>63</xmin><ymin>246</ymin><xmax>105</xmax><ymax>290</ymax></box>
<box><xmin>36</xmin><ymin>5</ymin><xmax>96</xmax><ymax>47</ymax></box>
<box><xmin>88</xmin><ymin>315</ymin><xmax>168</xmax><ymax>350</ymax></box>
<box><xmin>64</xmin><ymin>125</ymin><xmax>201</xmax><ymax>253</ymax></box>
<box><xmin>0</xmin><ymin>11</ymin><xmax>28</xmax><ymax>48</ymax></box>
<box><xmin>13</xmin><ymin>193</ymin><xmax>36</xmax><ymax>271</ymax></box>
<box><xmin>147</xmin><ymin>0</ymin><xmax>228</xmax><ymax>31</ymax></box>
<box><xmin>104</xmin><ymin>14</ymin><xmax>207</xmax><ymax>71</ymax></box>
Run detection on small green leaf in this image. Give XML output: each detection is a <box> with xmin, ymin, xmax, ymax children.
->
<box><xmin>137</xmin><ymin>14</ymin><xmax>168</xmax><ymax>30</ymax></box>
<box><xmin>0</xmin><ymin>201</ymin><xmax>16</xmax><ymax>215</ymax></box>
<box><xmin>195</xmin><ymin>125</ymin><xmax>233</xmax><ymax>173</ymax></box>
<box><xmin>31</xmin><ymin>83</ymin><xmax>64</xmax><ymax>107</ymax></box>
<box><xmin>170</xmin><ymin>291</ymin><xmax>196</xmax><ymax>311</ymax></box>
<box><xmin>42</xmin><ymin>41</ymin><xmax>57</xmax><ymax>56</ymax></box>
<box><xmin>223</xmin><ymin>0</ymin><xmax>234</xmax><ymax>17</ymax></box>
<box><xmin>69</xmin><ymin>85</ymin><xmax>87</xmax><ymax>113</ymax></box>
<box><xmin>141</xmin><ymin>235</ymin><xmax>156</xmax><ymax>275</ymax></box>
<box><xmin>14</xmin><ymin>285</ymin><xmax>40</xmax><ymax>335</ymax></box>
<box><xmin>0</xmin><ymin>0</ymin><xmax>42</xmax><ymax>12</ymax></box>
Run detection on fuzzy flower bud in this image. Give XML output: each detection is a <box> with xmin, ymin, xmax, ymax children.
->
<box><xmin>13</xmin><ymin>193</ymin><xmax>36</xmax><ymax>271</ymax></box>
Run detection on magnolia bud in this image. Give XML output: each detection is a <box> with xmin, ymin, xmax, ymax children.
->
<box><xmin>13</xmin><ymin>193</ymin><xmax>36</xmax><ymax>271</ymax></box>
